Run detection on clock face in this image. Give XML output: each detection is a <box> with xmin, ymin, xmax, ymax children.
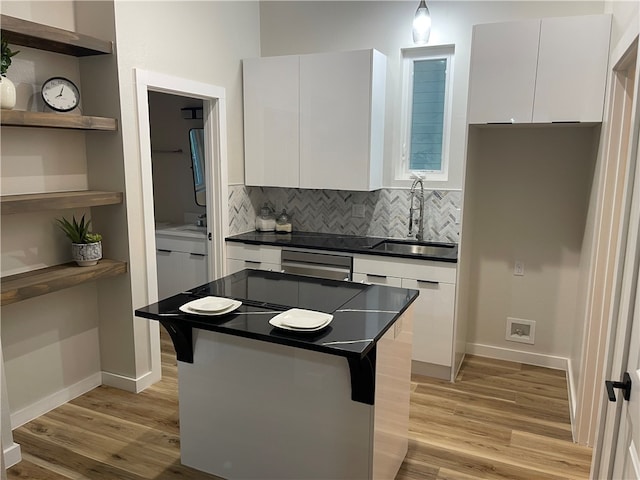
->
<box><xmin>41</xmin><ymin>77</ymin><xmax>80</xmax><ymax>112</ymax></box>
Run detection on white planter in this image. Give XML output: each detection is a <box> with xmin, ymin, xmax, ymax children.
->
<box><xmin>0</xmin><ymin>76</ymin><xmax>16</xmax><ymax>110</ymax></box>
<box><xmin>72</xmin><ymin>241</ymin><xmax>102</xmax><ymax>266</ymax></box>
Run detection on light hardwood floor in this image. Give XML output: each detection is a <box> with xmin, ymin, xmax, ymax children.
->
<box><xmin>8</xmin><ymin>332</ymin><xmax>591</xmax><ymax>479</ymax></box>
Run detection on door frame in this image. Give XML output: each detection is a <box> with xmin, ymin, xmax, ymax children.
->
<box><xmin>134</xmin><ymin>69</ymin><xmax>229</xmax><ymax>382</ymax></box>
<box><xmin>591</xmin><ymin>31</ymin><xmax>640</xmax><ymax>478</ymax></box>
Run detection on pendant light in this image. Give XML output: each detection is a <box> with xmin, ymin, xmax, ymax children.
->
<box><xmin>412</xmin><ymin>0</ymin><xmax>431</xmax><ymax>45</ymax></box>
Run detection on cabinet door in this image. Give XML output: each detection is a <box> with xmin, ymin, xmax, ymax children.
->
<box><xmin>467</xmin><ymin>19</ymin><xmax>540</xmax><ymax>124</ymax></box>
<box><xmin>401</xmin><ymin>278</ymin><xmax>455</xmax><ymax>367</ymax></box>
<box><xmin>243</xmin><ymin>55</ymin><xmax>300</xmax><ymax>187</ymax></box>
<box><xmin>157</xmin><ymin>251</ymin><xmax>208</xmax><ymax>299</ymax></box>
<box><xmin>299</xmin><ymin>49</ymin><xmax>384</xmax><ymax>191</ymax></box>
<box><xmin>533</xmin><ymin>14</ymin><xmax>611</xmax><ymax>123</ymax></box>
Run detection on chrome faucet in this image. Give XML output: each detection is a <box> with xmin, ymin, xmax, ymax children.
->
<box><xmin>408</xmin><ymin>176</ymin><xmax>425</xmax><ymax>241</ymax></box>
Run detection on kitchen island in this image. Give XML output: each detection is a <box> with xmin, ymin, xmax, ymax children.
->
<box><xmin>136</xmin><ymin>269</ymin><xmax>418</xmax><ymax>480</ymax></box>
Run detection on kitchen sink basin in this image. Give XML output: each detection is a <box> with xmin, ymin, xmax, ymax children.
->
<box><xmin>371</xmin><ymin>239</ymin><xmax>457</xmax><ymax>258</ymax></box>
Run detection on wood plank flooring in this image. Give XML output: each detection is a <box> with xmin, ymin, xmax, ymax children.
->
<box><xmin>8</xmin><ymin>332</ymin><xmax>591</xmax><ymax>479</ymax></box>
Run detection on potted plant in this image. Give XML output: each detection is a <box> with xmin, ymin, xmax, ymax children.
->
<box><xmin>1</xmin><ymin>35</ymin><xmax>19</xmax><ymax>110</ymax></box>
<box><xmin>56</xmin><ymin>215</ymin><xmax>103</xmax><ymax>266</ymax></box>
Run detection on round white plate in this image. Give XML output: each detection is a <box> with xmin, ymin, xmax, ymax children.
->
<box><xmin>269</xmin><ymin>308</ymin><xmax>333</xmax><ymax>331</ymax></box>
<box><xmin>179</xmin><ymin>298</ymin><xmax>242</xmax><ymax>316</ymax></box>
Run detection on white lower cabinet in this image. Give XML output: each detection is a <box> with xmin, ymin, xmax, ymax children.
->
<box><xmin>156</xmin><ymin>233</ymin><xmax>208</xmax><ymax>299</ymax></box>
<box><xmin>226</xmin><ymin>243</ymin><xmax>282</xmax><ymax>274</ymax></box>
<box><xmin>353</xmin><ymin>255</ymin><xmax>458</xmax><ymax>380</ymax></box>
<box><xmin>400</xmin><ymin>278</ymin><xmax>455</xmax><ymax>368</ymax></box>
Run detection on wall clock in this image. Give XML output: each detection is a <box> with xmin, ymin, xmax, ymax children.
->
<box><xmin>41</xmin><ymin>77</ymin><xmax>80</xmax><ymax>112</ymax></box>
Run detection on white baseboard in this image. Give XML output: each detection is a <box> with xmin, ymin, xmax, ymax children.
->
<box><xmin>3</xmin><ymin>442</ymin><xmax>21</xmax><ymax>469</ymax></box>
<box><xmin>10</xmin><ymin>372</ymin><xmax>101</xmax><ymax>430</ymax></box>
<box><xmin>101</xmin><ymin>369</ymin><xmax>159</xmax><ymax>394</ymax></box>
<box><xmin>466</xmin><ymin>343</ymin><xmax>569</xmax><ymax>371</ymax></box>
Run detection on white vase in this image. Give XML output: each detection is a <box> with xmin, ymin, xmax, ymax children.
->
<box><xmin>0</xmin><ymin>76</ymin><xmax>16</xmax><ymax>110</ymax></box>
<box><xmin>72</xmin><ymin>241</ymin><xmax>102</xmax><ymax>267</ymax></box>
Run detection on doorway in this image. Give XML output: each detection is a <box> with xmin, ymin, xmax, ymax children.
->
<box><xmin>148</xmin><ymin>92</ymin><xmax>209</xmax><ymax>299</ymax></box>
<box><xmin>135</xmin><ymin>69</ymin><xmax>229</xmax><ymax>383</ymax></box>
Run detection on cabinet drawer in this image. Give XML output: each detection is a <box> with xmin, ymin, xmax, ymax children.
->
<box><xmin>226</xmin><ymin>244</ymin><xmax>281</xmax><ymax>264</ymax></box>
<box><xmin>227</xmin><ymin>258</ymin><xmax>281</xmax><ymax>275</ymax></box>
<box><xmin>352</xmin><ymin>272</ymin><xmax>402</xmax><ymax>288</ymax></box>
<box><xmin>156</xmin><ymin>235</ymin><xmax>207</xmax><ymax>255</ymax></box>
<box><xmin>353</xmin><ymin>255</ymin><xmax>456</xmax><ymax>284</ymax></box>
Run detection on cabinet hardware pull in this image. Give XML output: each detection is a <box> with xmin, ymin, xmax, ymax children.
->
<box><xmin>245</xmin><ymin>260</ymin><xmax>260</xmax><ymax>265</ymax></box>
<box><xmin>367</xmin><ymin>273</ymin><xmax>387</xmax><ymax>279</ymax></box>
<box><xmin>158</xmin><ymin>249</ymin><xmax>172</xmax><ymax>253</ymax></box>
<box><xmin>190</xmin><ymin>253</ymin><xmax>206</xmax><ymax>257</ymax></box>
<box><xmin>417</xmin><ymin>279</ymin><xmax>439</xmax><ymax>285</ymax></box>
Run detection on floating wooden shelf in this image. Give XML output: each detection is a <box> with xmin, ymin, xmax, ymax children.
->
<box><xmin>1</xmin><ymin>259</ymin><xmax>127</xmax><ymax>306</ymax></box>
<box><xmin>1</xmin><ymin>110</ymin><xmax>117</xmax><ymax>131</ymax></box>
<box><xmin>1</xmin><ymin>190</ymin><xmax>123</xmax><ymax>215</ymax></box>
<box><xmin>0</xmin><ymin>14</ymin><xmax>112</xmax><ymax>56</ymax></box>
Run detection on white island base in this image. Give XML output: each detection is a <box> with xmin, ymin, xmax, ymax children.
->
<box><xmin>177</xmin><ymin>306</ymin><xmax>413</xmax><ymax>480</ymax></box>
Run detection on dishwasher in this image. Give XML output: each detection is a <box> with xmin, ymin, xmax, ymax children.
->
<box><xmin>280</xmin><ymin>249</ymin><xmax>352</xmax><ymax>281</ymax></box>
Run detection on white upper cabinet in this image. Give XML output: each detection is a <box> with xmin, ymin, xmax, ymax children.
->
<box><xmin>243</xmin><ymin>49</ymin><xmax>386</xmax><ymax>191</ymax></box>
<box><xmin>533</xmin><ymin>15</ymin><xmax>611</xmax><ymax>123</ymax></box>
<box><xmin>467</xmin><ymin>14</ymin><xmax>611</xmax><ymax>124</ymax></box>
<box><xmin>467</xmin><ymin>19</ymin><xmax>540</xmax><ymax>124</ymax></box>
<box><xmin>300</xmin><ymin>49</ymin><xmax>386</xmax><ymax>191</ymax></box>
<box><xmin>243</xmin><ymin>55</ymin><xmax>300</xmax><ymax>188</ymax></box>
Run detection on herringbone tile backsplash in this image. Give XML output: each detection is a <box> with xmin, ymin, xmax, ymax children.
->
<box><xmin>229</xmin><ymin>185</ymin><xmax>461</xmax><ymax>243</ymax></box>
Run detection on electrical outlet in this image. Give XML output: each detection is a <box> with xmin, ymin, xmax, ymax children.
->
<box><xmin>514</xmin><ymin>260</ymin><xmax>524</xmax><ymax>276</ymax></box>
<box><xmin>454</xmin><ymin>208</ymin><xmax>461</xmax><ymax>225</ymax></box>
<box><xmin>352</xmin><ymin>204</ymin><xmax>365</xmax><ymax>218</ymax></box>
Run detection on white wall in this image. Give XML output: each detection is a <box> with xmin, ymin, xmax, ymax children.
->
<box><xmin>258</xmin><ymin>1</ymin><xmax>605</xmax><ymax>192</ymax></box>
<box><xmin>464</xmin><ymin>127</ymin><xmax>599</xmax><ymax>361</ymax></box>
<box><xmin>0</xmin><ymin>0</ymin><xmax>103</xmax><ymax>420</ymax></box>
<box><xmin>109</xmin><ymin>0</ymin><xmax>260</xmax><ymax>380</ymax></box>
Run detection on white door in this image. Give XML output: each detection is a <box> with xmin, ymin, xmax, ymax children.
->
<box><xmin>611</xmin><ymin>301</ymin><xmax>640</xmax><ymax>479</ymax></box>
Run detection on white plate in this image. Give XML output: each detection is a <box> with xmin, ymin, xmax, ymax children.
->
<box><xmin>179</xmin><ymin>297</ymin><xmax>242</xmax><ymax>316</ymax></box>
<box><xmin>186</xmin><ymin>296</ymin><xmax>238</xmax><ymax>313</ymax></box>
<box><xmin>269</xmin><ymin>308</ymin><xmax>333</xmax><ymax>331</ymax></box>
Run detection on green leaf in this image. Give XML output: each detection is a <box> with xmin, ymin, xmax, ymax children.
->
<box><xmin>56</xmin><ymin>214</ymin><xmax>96</xmax><ymax>244</ymax></box>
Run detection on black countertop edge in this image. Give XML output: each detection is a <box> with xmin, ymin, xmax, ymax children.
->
<box><xmin>137</xmin><ymin>297</ymin><xmax>417</xmax><ymax>362</ymax></box>
<box><xmin>226</xmin><ymin>231</ymin><xmax>458</xmax><ymax>263</ymax></box>
<box><xmin>135</xmin><ymin>269</ymin><xmax>419</xmax><ymax>362</ymax></box>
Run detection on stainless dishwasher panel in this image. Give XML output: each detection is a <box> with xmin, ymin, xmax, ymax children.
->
<box><xmin>280</xmin><ymin>250</ymin><xmax>352</xmax><ymax>281</ymax></box>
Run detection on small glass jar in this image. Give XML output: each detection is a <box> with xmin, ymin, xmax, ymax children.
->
<box><xmin>275</xmin><ymin>209</ymin><xmax>292</xmax><ymax>233</ymax></box>
<box><xmin>255</xmin><ymin>203</ymin><xmax>276</xmax><ymax>231</ymax></box>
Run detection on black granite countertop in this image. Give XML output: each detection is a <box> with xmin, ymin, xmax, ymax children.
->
<box><xmin>226</xmin><ymin>231</ymin><xmax>458</xmax><ymax>263</ymax></box>
<box><xmin>136</xmin><ymin>269</ymin><xmax>418</xmax><ymax>361</ymax></box>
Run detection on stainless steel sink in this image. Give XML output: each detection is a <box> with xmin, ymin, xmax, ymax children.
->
<box><xmin>371</xmin><ymin>239</ymin><xmax>457</xmax><ymax>258</ymax></box>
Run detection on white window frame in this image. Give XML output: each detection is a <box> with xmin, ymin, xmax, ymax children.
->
<box><xmin>397</xmin><ymin>45</ymin><xmax>455</xmax><ymax>184</ymax></box>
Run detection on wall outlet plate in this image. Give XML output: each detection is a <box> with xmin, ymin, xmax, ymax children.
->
<box><xmin>505</xmin><ymin>317</ymin><xmax>535</xmax><ymax>344</ymax></box>
<box><xmin>352</xmin><ymin>204</ymin><xmax>365</xmax><ymax>218</ymax></box>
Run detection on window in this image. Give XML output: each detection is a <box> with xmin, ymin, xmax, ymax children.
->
<box><xmin>399</xmin><ymin>45</ymin><xmax>454</xmax><ymax>182</ymax></box>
